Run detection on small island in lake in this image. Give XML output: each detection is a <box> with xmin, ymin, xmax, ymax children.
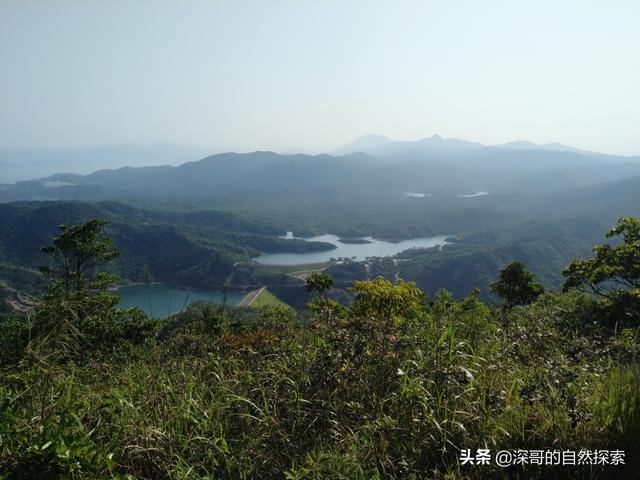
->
<box><xmin>337</xmin><ymin>237</ymin><xmax>373</xmax><ymax>244</ymax></box>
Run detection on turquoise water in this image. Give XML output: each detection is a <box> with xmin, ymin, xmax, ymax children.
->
<box><xmin>255</xmin><ymin>234</ymin><xmax>452</xmax><ymax>265</ymax></box>
<box><xmin>116</xmin><ymin>284</ymin><xmax>245</xmax><ymax>318</ymax></box>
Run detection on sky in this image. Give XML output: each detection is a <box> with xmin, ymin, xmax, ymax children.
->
<box><xmin>1</xmin><ymin>0</ymin><xmax>639</xmax><ymax>155</ymax></box>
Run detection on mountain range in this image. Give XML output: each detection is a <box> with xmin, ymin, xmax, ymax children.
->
<box><xmin>1</xmin><ymin>132</ymin><xmax>639</xmax><ymax>308</ymax></box>
<box><xmin>1</xmin><ymin>135</ymin><xmax>639</xmax><ymax>203</ymax></box>
<box><xmin>0</xmin><ymin>143</ymin><xmax>224</xmax><ymax>183</ymax></box>
<box><xmin>330</xmin><ymin>134</ymin><xmax>612</xmax><ymax>157</ymax></box>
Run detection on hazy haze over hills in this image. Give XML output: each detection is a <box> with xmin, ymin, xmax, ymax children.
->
<box><xmin>0</xmin><ymin>144</ymin><xmax>226</xmax><ymax>183</ymax></box>
<box><xmin>2</xmin><ymin>4</ymin><xmax>640</xmax><ymax>472</ymax></box>
<box><xmin>1</xmin><ymin>1</ymin><xmax>639</xmax><ymax>312</ymax></box>
<box><xmin>330</xmin><ymin>134</ymin><xmax>626</xmax><ymax>158</ymax></box>
<box><xmin>2</xmin><ymin>139</ymin><xmax>639</xmax><ymax>203</ymax></box>
<box><xmin>3</xmin><ymin>134</ymin><xmax>638</xmax><ymax>186</ymax></box>
<box><xmin>331</xmin><ymin>134</ymin><xmax>394</xmax><ymax>156</ymax></box>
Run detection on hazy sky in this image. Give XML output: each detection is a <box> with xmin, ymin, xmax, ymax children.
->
<box><xmin>1</xmin><ymin>0</ymin><xmax>639</xmax><ymax>155</ymax></box>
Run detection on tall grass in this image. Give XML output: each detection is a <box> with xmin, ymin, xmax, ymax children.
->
<box><xmin>1</xmin><ymin>289</ymin><xmax>637</xmax><ymax>479</ymax></box>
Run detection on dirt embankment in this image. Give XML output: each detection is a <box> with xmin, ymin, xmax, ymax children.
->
<box><xmin>237</xmin><ymin>287</ymin><xmax>265</xmax><ymax>307</ymax></box>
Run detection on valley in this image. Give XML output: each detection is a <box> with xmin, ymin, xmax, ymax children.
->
<box><xmin>3</xmin><ymin>3</ymin><xmax>639</xmax><ymax>476</ymax></box>
<box><xmin>1</xmin><ymin>137</ymin><xmax>640</xmax><ymax>315</ymax></box>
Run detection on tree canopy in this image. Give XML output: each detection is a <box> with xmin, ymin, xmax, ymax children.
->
<box><xmin>39</xmin><ymin>219</ymin><xmax>119</xmax><ymax>299</ymax></box>
<box><xmin>305</xmin><ymin>271</ymin><xmax>334</xmax><ymax>294</ymax></box>
<box><xmin>32</xmin><ymin>220</ymin><xmax>154</xmax><ymax>360</ymax></box>
<box><xmin>562</xmin><ymin>217</ymin><xmax>640</xmax><ymax>296</ymax></box>
<box><xmin>562</xmin><ymin>216</ymin><xmax>640</xmax><ymax>324</ymax></box>
<box><xmin>490</xmin><ymin>260</ymin><xmax>544</xmax><ymax>308</ymax></box>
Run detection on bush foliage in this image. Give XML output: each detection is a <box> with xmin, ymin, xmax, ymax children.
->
<box><xmin>0</xmin><ymin>220</ymin><xmax>638</xmax><ymax>479</ymax></box>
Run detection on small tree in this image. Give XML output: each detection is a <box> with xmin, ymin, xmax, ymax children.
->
<box><xmin>40</xmin><ymin>219</ymin><xmax>119</xmax><ymax>300</ymax></box>
<box><xmin>491</xmin><ymin>260</ymin><xmax>544</xmax><ymax>308</ymax></box>
<box><xmin>33</xmin><ymin>220</ymin><xmax>155</xmax><ymax>360</ymax></box>
<box><xmin>306</xmin><ymin>271</ymin><xmax>334</xmax><ymax>295</ymax></box>
<box><xmin>306</xmin><ymin>272</ymin><xmax>342</xmax><ymax>323</ymax></box>
<box><xmin>349</xmin><ymin>276</ymin><xmax>422</xmax><ymax>322</ymax></box>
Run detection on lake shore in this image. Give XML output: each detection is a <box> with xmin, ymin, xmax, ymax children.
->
<box><xmin>256</xmin><ymin>234</ymin><xmax>453</xmax><ymax>265</ymax></box>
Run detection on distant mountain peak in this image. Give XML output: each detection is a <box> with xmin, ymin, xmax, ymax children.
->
<box><xmin>331</xmin><ymin>134</ymin><xmax>394</xmax><ymax>155</ymax></box>
<box><xmin>331</xmin><ymin>134</ymin><xmax>606</xmax><ymax>158</ymax></box>
<box><xmin>357</xmin><ymin>133</ymin><xmax>392</xmax><ymax>141</ymax></box>
<box><xmin>494</xmin><ymin>140</ymin><xmax>593</xmax><ymax>154</ymax></box>
<box><xmin>400</xmin><ymin>134</ymin><xmax>484</xmax><ymax>152</ymax></box>
<box><xmin>332</xmin><ymin>133</ymin><xmax>488</xmax><ymax>157</ymax></box>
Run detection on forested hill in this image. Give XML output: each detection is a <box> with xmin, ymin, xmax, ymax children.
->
<box><xmin>1</xmin><ymin>215</ymin><xmax>638</xmax><ymax>478</ymax></box>
<box><xmin>2</xmin><ymin>175</ymin><xmax>638</xmax><ymax>308</ymax></box>
<box><xmin>2</xmin><ymin>147</ymin><xmax>639</xmax><ymax>202</ymax></box>
<box><xmin>0</xmin><ymin>201</ymin><xmax>333</xmax><ymax>300</ymax></box>
<box><xmin>1</xmin><ymin>147</ymin><xmax>639</xmax><ymax>310</ymax></box>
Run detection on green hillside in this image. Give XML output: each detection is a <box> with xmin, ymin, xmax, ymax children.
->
<box><xmin>1</xmin><ymin>177</ymin><xmax>639</xmax><ymax>312</ymax></box>
<box><xmin>249</xmin><ymin>288</ymin><xmax>289</xmax><ymax>308</ymax></box>
<box><xmin>0</xmin><ymin>218</ymin><xmax>638</xmax><ymax>478</ymax></box>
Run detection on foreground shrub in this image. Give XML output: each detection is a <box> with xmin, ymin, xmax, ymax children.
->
<box><xmin>2</xmin><ymin>221</ymin><xmax>639</xmax><ymax>478</ymax></box>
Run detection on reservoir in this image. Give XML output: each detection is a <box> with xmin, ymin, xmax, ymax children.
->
<box><xmin>256</xmin><ymin>234</ymin><xmax>451</xmax><ymax>265</ymax></box>
<box><xmin>116</xmin><ymin>284</ymin><xmax>245</xmax><ymax>318</ymax></box>
<box><xmin>457</xmin><ymin>191</ymin><xmax>490</xmax><ymax>198</ymax></box>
